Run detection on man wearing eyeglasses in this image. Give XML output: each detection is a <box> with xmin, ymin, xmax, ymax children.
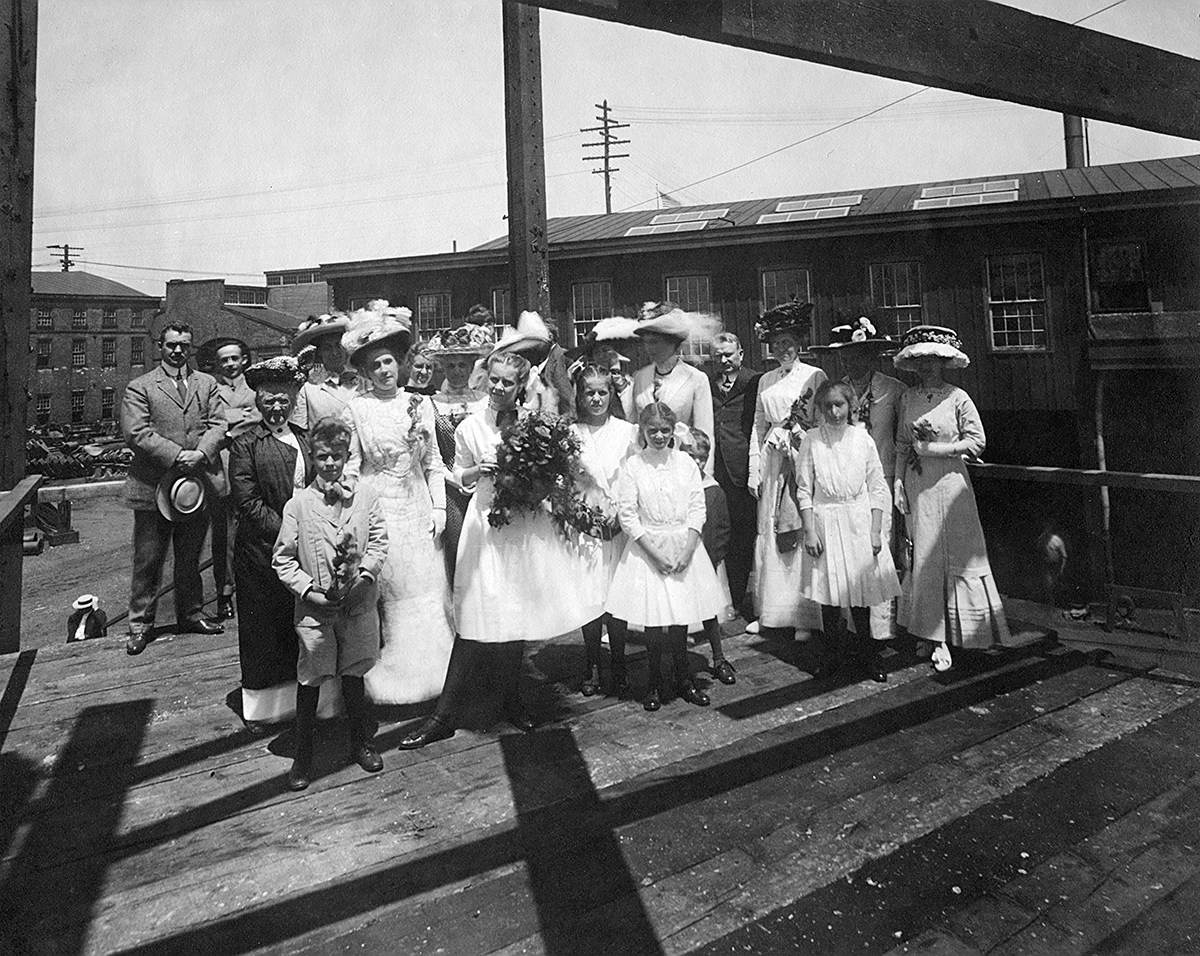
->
<box><xmin>120</xmin><ymin>322</ymin><xmax>229</xmax><ymax>655</ymax></box>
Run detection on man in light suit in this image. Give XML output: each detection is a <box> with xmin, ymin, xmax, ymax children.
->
<box><xmin>709</xmin><ymin>332</ymin><xmax>761</xmax><ymax>621</ymax></box>
<box><xmin>121</xmin><ymin>322</ymin><xmax>228</xmax><ymax>655</ymax></box>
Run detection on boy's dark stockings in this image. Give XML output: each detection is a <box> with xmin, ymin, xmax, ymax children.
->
<box><xmin>703</xmin><ymin>617</ymin><xmax>736</xmax><ymax>683</ymax></box>
<box><xmin>644</xmin><ymin>624</ymin><xmax>709</xmax><ymax>711</ymax></box>
<box><xmin>582</xmin><ymin>614</ymin><xmax>629</xmax><ymax>696</ymax></box>
<box><xmin>819</xmin><ymin>605</ymin><xmax>887</xmax><ymax>683</ymax></box>
<box><xmin>342</xmin><ymin>674</ymin><xmax>383</xmax><ymax>773</ymax></box>
<box><xmin>288</xmin><ymin>682</ymin><xmax>320</xmax><ymax>791</ymax></box>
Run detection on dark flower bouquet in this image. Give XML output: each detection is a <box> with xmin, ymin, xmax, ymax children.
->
<box><xmin>323</xmin><ymin>530</ymin><xmax>361</xmax><ymax>603</ymax></box>
<box><xmin>785</xmin><ymin>387</ymin><xmax>815</xmax><ymax>430</ymax></box>
<box><xmin>907</xmin><ymin>419</ymin><xmax>939</xmax><ymax>475</ymax></box>
<box><xmin>488</xmin><ymin>414</ymin><xmax>621</xmax><ymax>540</ymax></box>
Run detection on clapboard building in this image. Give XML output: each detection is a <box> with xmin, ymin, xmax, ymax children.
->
<box><xmin>29</xmin><ymin>271</ymin><xmax>161</xmax><ymax>430</ymax></box>
<box><xmin>316</xmin><ymin>155</ymin><xmax>1200</xmax><ymax>604</ymax></box>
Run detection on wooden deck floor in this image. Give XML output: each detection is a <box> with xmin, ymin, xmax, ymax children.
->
<box><xmin>3</xmin><ymin>619</ymin><xmax>1200</xmax><ymax>956</ymax></box>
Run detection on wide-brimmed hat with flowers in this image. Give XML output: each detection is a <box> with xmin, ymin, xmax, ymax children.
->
<box><xmin>812</xmin><ymin>316</ymin><xmax>896</xmax><ymax>352</ymax></box>
<box><xmin>244</xmin><ymin>352</ymin><xmax>313</xmax><ymax>390</ymax></box>
<box><xmin>892</xmin><ymin>325</ymin><xmax>970</xmax><ymax>371</ymax></box>
<box><xmin>426</xmin><ymin>323</ymin><xmax>496</xmax><ymax>358</ymax></box>
<box><xmin>341</xmin><ymin>301</ymin><xmax>414</xmax><ymax>368</ymax></box>
<box><xmin>491</xmin><ymin>310</ymin><xmax>553</xmax><ymax>362</ymax></box>
<box><xmin>292</xmin><ymin>312</ymin><xmax>351</xmax><ymax>351</ymax></box>
<box><xmin>754</xmin><ymin>301</ymin><xmax>814</xmax><ymax>342</ymax></box>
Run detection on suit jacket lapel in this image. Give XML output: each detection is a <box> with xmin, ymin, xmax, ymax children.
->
<box><xmin>155</xmin><ymin>367</ymin><xmax>184</xmax><ymax>408</ymax></box>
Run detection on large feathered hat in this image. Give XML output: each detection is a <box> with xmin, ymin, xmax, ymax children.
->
<box><xmin>341</xmin><ymin>301</ymin><xmax>414</xmax><ymax>368</ymax></box>
<box><xmin>426</xmin><ymin>323</ymin><xmax>496</xmax><ymax>358</ymax></box>
<box><xmin>754</xmin><ymin>301</ymin><xmax>814</xmax><ymax>342</ymax></box>
<box><xmin>635</xmin><ymin>301</ymin><xmax>692</xmax><ymax>341</ymax></box>
<box><xmin>811</xmin><ymin>316</ymin><xmax>896</xmax><ymax>353</ymax></box>
<box><xmin>292</xmin><ymin>312</ymin><xmax>350</xmax><ymax>351</ymax></box>
<box><xmin>491</xmin><ymin>311</ymin><xmax>553</xmax><ymax>363</ymax></box>
<box><xmin>244</xmin><ymin>351</ymin><xmax>313</xmax><ymax>389</ymax></box>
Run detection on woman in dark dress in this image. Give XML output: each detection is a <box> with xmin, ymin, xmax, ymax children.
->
<box><xmin>229</xmin><ymin>355</ymin><xmax>320</xmax><ymax>733</ymax></box>
<box><xmin>424</xmin><ymin>323</ymin><xmax>495</xmax><ymax>585</ymax></box>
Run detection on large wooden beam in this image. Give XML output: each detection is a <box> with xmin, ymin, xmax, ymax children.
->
<box><xmin>502</xmin><ymin>1</ymin><xmax>552</xmax><ymax>320</ymax></box>
<box><xmin>0</xmin><ymin>0</ymin><xmax>36</xmax><ymax>490</ymax></box>
<box><xmin>524</xmin><ymin>0</ymin><xmax>1200</xmax><ymax>140</ymax></box>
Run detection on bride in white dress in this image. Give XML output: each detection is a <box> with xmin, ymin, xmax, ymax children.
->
<box><xmin>340</xmin><ymin>305</ymin><xmax>455</xmax><ymax>704</ymax></box>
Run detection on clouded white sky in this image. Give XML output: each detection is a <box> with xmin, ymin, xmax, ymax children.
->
<box><xmin>30</xmin><ymin>0</ymin><xmax>1200</xmax><ymax>295</ymax></box>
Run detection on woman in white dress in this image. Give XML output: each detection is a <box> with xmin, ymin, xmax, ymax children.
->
<box><xmin>606</xmin><ymin>403</ymin><xmax>723</xmax><ymax>711</ymax></box>
<box><xmin>748</xmin><ymin>302</ymin><xmax>827</xmax><ymax>636</ymax></box>
<box><xmin>340</xmin><ymin>304</ymin><xmax>455</xmax><ymax>705</ymax></box>
<box><xmin>570</xmin><ymin>363</ymin><xmax>639</xmax><ymax>695</ymax></box>
<box><xmin>629</xmin><ymin>303</ymin><xmax>716</xmax><ymax>475</ymax></box>
<box><xmin>796</xmin><ymin>381</ymin><xmax>901</xmax><ymax>683</ymax></box>
<box><xmin>398</xmin><ymin>350</ymin><xmax>602</xmax><ymax>748</ymax></box>
<box><xmin>892</xmin><ymin>326</ymin><xmax>1011</xmax><ymax>672</ymax></box>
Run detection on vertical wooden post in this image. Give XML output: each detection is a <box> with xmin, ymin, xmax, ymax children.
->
<box><xmin>1</xmin><ymin>0</ymin><xmax>37</xmax><ymax>490</ymax></box>
<box><xmin>502</xmin><ymin>0</ymin><xmax>552</xmax><ymax>319</ymax></box>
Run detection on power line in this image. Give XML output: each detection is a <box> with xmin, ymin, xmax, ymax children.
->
<box><xmin>74</xmin><ymin>259</ymin><xmax>265</xmax><ymax>279</ymax></box>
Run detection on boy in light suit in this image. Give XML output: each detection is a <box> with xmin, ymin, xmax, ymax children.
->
<box><xmin>273</xmin><ymin>417</ymin><xmax>388</xmax><ymax>792</ymax></box>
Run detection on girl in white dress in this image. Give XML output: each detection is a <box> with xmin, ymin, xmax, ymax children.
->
<box><xmin>606</xmin><ymin>403</ymin><xmax>723</xmax><ymax>712</ymax></box>
<box><xmin>398</xmin><ymin>351</ymin><xmax>601</xmax><ymax>748</ymax></box>
<box><xmin>571</xmin><ymin>365</ymin><xmax>639</xmax><ymax>696</ymax></box>
<box><xmin>340</xmin><ymin>309</ymin><xmax>455</xmax><ymax>705</ymax></box>
<box><xmin>749</xmin><ymin>304</ymin><xmax>828</xmax><ymax>635</ymax></box>
<box><xmin>796</xmin><ymin>381</ymin><xmax>901</xmax><ymax>683</ymax></box>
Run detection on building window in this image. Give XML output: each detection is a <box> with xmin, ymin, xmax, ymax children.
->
<box><xmin>35</xmin><ymin>394</ymin><xmax>51</xmax><ymax>426</ymax></box>
<box><xmin>100</xmin><ymin>387</ymin><xmax>115</xmax><ymax>421</ymax></box>
<box><xmin>348</xmin><ymin>296</ymin><xmax>381</xmax><ymax>311</ymax></box>
<box><xmin>492</xmin><ymin>288</ymin><xmax>511</xmax><ymax>327</ymax></box>
<box><xmin>71</xmin><ymin>390</ymin><xmax>85</xmax><ymax>424</ymax></box>
<box><xmin>760</xmin><ymin>268</ymin><xmax>811</xmax><ymax>312</ymax></box>
<box><xmin>131</xmin><ymin>338</ymin><xmax>145</xmax><ymax>365</ymax></box>
<box><xmin>102</xmin><ymin>307</ymin><xmax>117</xmax><ymax>329</ymax></box>
<box><xmin>35</xmin><ymin>308</ymin><xmax>52</xmax><ymax>330</ymax></box>
<box><xmin>869</xmin><ymin>261</ymin><xmax>923</xmax><ymax>334</ymax></box>
<box><xmin>665</xmin><ymin>274</ymin><xmax>711</xmax><ymax>313</ymax></box>
<box><xmin>570</xmin><ymin>280</ymin><xmax>613</xmax><ymax>340</ymax></box>
<box><xmin>72</xmin><ymin>338</ymin><xmax>86</xmax><ymax>368</ymax></box>
<box><xmin>131</xmin><ymin>310</ymin><xmax>146</xmax><ymax>329</ymax></box>
<box><xmin>102</xmin><ymin>337</ymin><xmax>116</xmax><ymax>368</ymax></box>
<box><xmin>417</xmin><ymin>292</ymin><xmax>452</xmax><ymax>335</ymax></box>
<box><xmin>36</xmin><ymin>338</ymin><xmax>51</xmax><ymax>369</ymax></box>
<box><xmin>1091</xmin><ymin>242</ymin><xmax>1149</xmax><ymax>312</ymax></box>
<box><xmin>986</xmin><ymin>253</ymin><xmax>1048</xmax><ymax>350</ymax></box>
<box><xmin>267</xmin><ymin>275</ymin><xmax>282</xmax><ymax>286</ymax></box>
<box><xmin>71</xmin><ymin>309</ymin><xmax>87</xmax><ymax>330</ymax></box>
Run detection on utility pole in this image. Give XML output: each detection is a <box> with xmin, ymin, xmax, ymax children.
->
<box><xmin>47</xmin><ymin>243</ymin><xmax>82</xmax><ymax>271</ymax></box>
<box><xmin>581</xmin><ymin>100</ymin><xmax>629</xmax><ymax>214</ymax></box>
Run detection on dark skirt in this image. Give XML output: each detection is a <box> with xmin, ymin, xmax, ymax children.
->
<box><xmin>444</xmin><ymin>483</ymin><xmax>469</xmax><ymax>587</ymax></box>
<box><xmin>234</xmin><ymin>548</ymin><xmax>299</xmax><ymax>690</ymax></box>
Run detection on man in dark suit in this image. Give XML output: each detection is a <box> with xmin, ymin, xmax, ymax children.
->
<box><xmin>121</xmin><ymin>322</ymin><xmax>228</xmax><ymax>655</ymax></box>
<box><xmin>710</xmin><ymin>332</ymin><xmax>761</xmax><ymax>620</ymax></box>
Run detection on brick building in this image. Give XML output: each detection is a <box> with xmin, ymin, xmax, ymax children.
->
<box><xmin>29</xmin><ymin>271</ymin><xmax>161</xmax><ymax>430</ymax></box>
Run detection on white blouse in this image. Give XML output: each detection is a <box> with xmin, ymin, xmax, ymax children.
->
<box><xmin>749</xmin><ymin>361</ymin><xmax>828</xmax><ymax>488</ymax></box>
<box><xmin>795</xmin><ymin>424</ymin><xmax>889</xmax><ymax>512</ymax></box>
<box><xmin>616</xmin><ymin>448</ymin><xmax>706</xmax><ymax>541</ymax></box>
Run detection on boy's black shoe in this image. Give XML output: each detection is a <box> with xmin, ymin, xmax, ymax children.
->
<box><xmin>352</xmin><ymin>742</ymin><xmax>383</xmax><ymax>773</ymax></box>
<box><xmin>218</xmin><ymin>596</ymin><xmax>236</xmax><ymax>620</ymax></box>
<box><xmin>713</xmin><ymin>659</ymin><xmax>737</xmax><ymax>684</ymax></box>
<box><xmin>397</xmin><ymin>715</ymin><xmax>454</xmax><ymax>750</ymax></box>
<box><xmin>680</xmin><ymin>684</ymin><xmax>711</xmax><ymax>707</ymax></box>
<box><xmin>643</xmin><ymin>689</ymin><xmax>662</xmax><ymax>712</ymax></box>
<box><xmin>287</xmin><ymin>759</ymin><xmax>311</xmax><ymax>791</ymax></box>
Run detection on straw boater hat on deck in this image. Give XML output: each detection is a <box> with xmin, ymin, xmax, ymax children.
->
<box><xmin>340</xmin><ymin>301</ymin><xmax>414</xmax><ymax>368</ymax></box>
<box><xmin>292</xmin><ymin>312</ymin><xmax>351</xmax><ymax>351</ymax></box>
<box><xmin>426</xmin><ymin>323</ymin><xmax>496</xmax><ymax>358</ymax></box>
<box><xmin>811</xmin><ymin>316</ymin><xmax>896</xmax><ymax>353</ymax></box>
<box><xmin>490</xmin><ymin>310</ymin><xmax>553</xmax><ymax>363</ymax></box>
<box><xmin>754</xmin><ymin>301</ymin><xmax>814</xmax><ymax>342</ymax></box>
<box><xmin>892</xmin><ymin>325</ymin><xmax>970</xmax><ymax>371</ymax></box>
<box><xmin>244</xmin><ymin>353</ymin><xmax>311</xmax><ymax>390</ymax></box>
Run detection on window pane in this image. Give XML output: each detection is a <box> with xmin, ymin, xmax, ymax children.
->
<box><xmin>492</xmin><ymin>289</ymin><xmax>511</xmax><ymax>326</ymax></box>
<box><xmin>987</xmin><ymin>254</ymin><xmax>1047</xmax><ymax>350</ymax></box>
<box><xmin>665</xmin><ymin>274</ymin><xmax>711</xmax><ymax>313</ymax></box>
<box><xmin>761</xmin><ymin>269</ymin><xmax>810</xmax><ymax>311</ymax></box>
<box><xmin>571</xmin><ymin>281</ymin><xmax>613</xmax><ymax>339</ymax></box>
<box><xmin>869</xmin><ymin>262</ymin><xmax>922</xmax><ymax>333</ymax></box>
<box><xmin>72</xmin><ymin>340</ymin><xmax>86</xmax><ymax>367</ymax></box>
<box><xmin>417</xmin><ymin>292</ymin><xmax>452</xmax><ymax>335</ymax></box>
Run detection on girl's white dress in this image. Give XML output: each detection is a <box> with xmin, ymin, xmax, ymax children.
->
<box><xmin>748</xmin><ymin>361</ymin><xmax>828</xmax><ymax>629</ymax></box>
<box><xmin>795</xmin><ymin>424</ymin><xmax>902</xmax><ymax>611</ymax></box>
<box><xmin>454</xmin><ymin>408</ymin><xmax>605</xmax><ymax>643</ymax></box>
<box><xmin>571</xmin><ymin>417</ymin><xmax>640</xmax><ymax>612</ymax></box>
<box><xmin>605</xmin><ymin>448</ymin><xmax>723</xmax><ymax>628</ymax></box>
<box><xmin>344</xmin><ymin>391</ymin><xmax>455</xmax><ymax>704</ymax></box>
<box><xmin>896</xmin><ymin>385</ymin><xmax>1012</xmax><ymax>648</ymax></box>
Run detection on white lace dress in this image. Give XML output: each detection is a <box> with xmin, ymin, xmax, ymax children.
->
<box><xmin>343</xmin><ymin>390</ymin><xmax>455</xmax><ymax>703</ymax></box>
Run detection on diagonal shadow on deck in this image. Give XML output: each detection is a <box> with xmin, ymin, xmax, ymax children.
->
<box><xmin>104</xmin><ymin>649</ymin><xmax>1094</xmax><ymax>956</ymax></box>
<box><xmin>0</xmin><ymin>699</ymin><xmax>153</xmax><ymax>956</ymax></box>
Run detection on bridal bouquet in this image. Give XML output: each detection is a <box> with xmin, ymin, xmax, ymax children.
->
<box><xmin>488</xmin><ymin>414</ymin><xmax>621</xmax><ymax>541</ymax></box>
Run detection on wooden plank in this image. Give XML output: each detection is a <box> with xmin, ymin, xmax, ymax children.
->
<box><xmin>524</xmin><ymin>0</ymin><xmax>1200</xmax><ymax>139</ymax></box>
<box><xmin>503</xmin><ymin>2</ymin><xmax>552</xmax><ymax>318</ymax></box>
<box><xmin>0</xmin><ymin>476</ymin><xmax>41</xmax><ymax>653</ymax></box>
<box><xmin>968</xmin><ymin>462</ymin><xmax>1200</xmax><ymax>494</ymax></box>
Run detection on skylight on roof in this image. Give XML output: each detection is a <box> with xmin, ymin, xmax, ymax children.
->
<box><xmin>649</xmin><ymin>208</ymin><xmax>730</xmax><ymax>225</ymax></box>
<box><xmin>756</xmin><ymin>207</ymin><xmax>852</xmax><ymax>225</ymax></box>
<box><xmin>625</xmin><ymin>221</ymin><xmax>710</xmax><ymax>237</ymax></box>
<box><xmin>775</xmin><ymin>195</ymin><xmax>862</xmax><ymax>213</ymax></box>
<box><xmin>919</xmin><ymin>179</ymin><xmax>1019</xmax><ymax>200</ymax></box>
<box><xmin>912</xmin><ymin>191</ymin><xmax>1019</xmax><ymax>210</ymax></box>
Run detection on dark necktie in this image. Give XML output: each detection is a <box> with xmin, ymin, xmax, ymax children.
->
<box><xmin>176</xmin><ymin>375</ymin><xmax>187</xmax><ymax>404</ymax></box>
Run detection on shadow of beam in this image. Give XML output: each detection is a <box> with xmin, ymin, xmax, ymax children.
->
<box><xmin>109</xmin><ymin>650</ymin><xmax>1092</xmax><ymax>956</ymax></box>
<box><xmin>0</xmin><ymin>699</ymin><xmax>153</xmax><ymax>956</ymax></box>
<box><xmin>0</xmin><ymin>650</ymin><xmax>36</xmax><ymax>751</ymax></box>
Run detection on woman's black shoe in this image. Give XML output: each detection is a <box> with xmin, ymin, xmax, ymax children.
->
<box><xmin>712</xmin><ymin>659</ymin><xmax>737</xmax><ymax>685</ymax></box>
<box><xmin>580</xmin><ymin>665</ymin><xmax>601</xmax><ymax>697</ymax></box>
<box><xmin>287</xmin><ymin>759</ymin><xmax>311</xmax><ymax>792</ymax></box>
<box><xmin>680</xmin><ymin>684</ymin><xmax>711</xmax><ymax>707</ymax></box>
<box><xmin>865</xmin><ymin>656</ymin><xmax>888</xmax><ymax>683</ymax></box>
<box><xmin>505</xmin><ymin>708</ymin><xmax>537</xmax><ymax>733</ymax></box>
<box><xmin>397</xmin><ymin>716</ymin><xmax>455</xmax><ymax>750</ymax></box>
<box><xmin>352</xmin><ymin>742</ymin><xmax>384</xmax><ymax>773</ymax></box>
<box><xmin>643</xmin><ymin>689</ymin><xmax>662</xmax><ymax>712</ymax></box>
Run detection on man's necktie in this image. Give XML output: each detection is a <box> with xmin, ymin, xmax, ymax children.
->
<box><xmin>176</xmin><ymin>375</ymin><xmax>187</xmax><ymax>404</ymax></box>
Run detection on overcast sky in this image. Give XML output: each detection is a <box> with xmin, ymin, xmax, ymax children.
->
<box><xmin>31</xmin><ymin>0</ymin><xmax>1200</xmax><ymax>296</ymax></box>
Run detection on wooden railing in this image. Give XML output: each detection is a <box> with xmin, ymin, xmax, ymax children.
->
<box><xmin>967</xmin><ymin>462</ymin><xmax>1200</xmax><ymax>495</ymax></box>
<box><xmin>0</xmin><ymin>475</ymin><xmax>44</xmax><ymax>654</ymax></box>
